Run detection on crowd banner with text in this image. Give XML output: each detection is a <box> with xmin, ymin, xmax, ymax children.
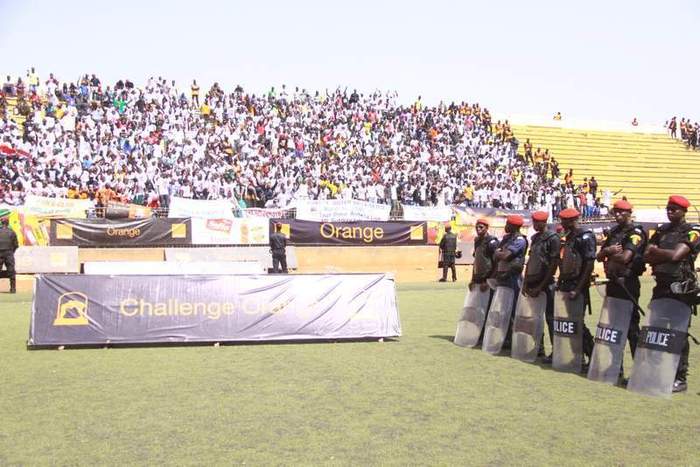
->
<box><xmin>243</xmin><ymin>207</ymin><xmax>294</xmax><ymax>219</ymax></box>
<box><xmin>401</xmin><ymin>205</ymin><xmax>453</xmax><ymax>222</ymax></box>
<box><xmin>29</xmin><ymin>273</ymin><xmax>401</xmax><ymax>346</ymax></box>
<box><xmin>49</xmin><ymin>218</ymin><xmax>192</xmax><ymax>247</ymax></box>
<box><xmin>274</xmin><ymin>219</ymin><xmax>427</xmax><ymax>246</ymax></box>
<box><xmin>22</xmin><ymin>195</ymin><xmax>94</xmax><ymax>218</ymax></box>
<box><xmin>191</xmin><ymin>218</ymin><xmax>269</xmax><ymax>245</ymax></box>
<box><xmin>294</xmin><ymin>199</ymin><xmax>391</xmax><ymax>222</ymax></box>
<box><xmin>168</xmin><ymin>197</ymin><xmax>236</xmax><ymax>219</ymax></box>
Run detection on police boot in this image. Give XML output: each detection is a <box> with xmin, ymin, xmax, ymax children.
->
<box><xmin>672</xmin><ymin>380</ymin><xmax>688</xmax><ymax>393</ymax></box>
<box><xmin>9</xmin><ymin>278</ymin><xmax>16</xmax><ymax>294</ymax></box>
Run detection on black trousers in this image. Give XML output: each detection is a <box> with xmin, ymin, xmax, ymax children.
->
<box><xmin>0</xmin><ymin>250</ymin><xmax>15</xmax><ymax>278</ymax></box>
<box><xmin>536</xmin><ymin>285</ymin><xmax>555</xmax><ymax>355</ymax></box>
<box><xmin>441</xmin><ymin>258</ymin><xmax>456</xmax><ymax>281</ymax></box>
<box><xmin>272</xmin><ymin>253</ymin><xmax>287</xmax><ymax>273</ymax></box>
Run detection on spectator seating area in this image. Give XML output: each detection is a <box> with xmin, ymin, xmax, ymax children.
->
<box><xmin>511</xmin><ymin>125</ymin><xmax>700</xmax><ymax>212</ymax></box>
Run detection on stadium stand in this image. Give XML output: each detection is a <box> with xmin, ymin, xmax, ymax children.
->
<box><xmin>512</xmin><ymin>125</ymin><xmax>700</xmax><ymax>215</ymax></box>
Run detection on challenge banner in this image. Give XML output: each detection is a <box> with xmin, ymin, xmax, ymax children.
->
<box><xmin>29</xmin><ymin>274</ymin><xmax>401</xmax><ymax>346</ymax></box>
<box><xmin>49</xmin><ymin>218</ymin><xmax>191</xmax><ymax>247</ymax></box>
<box><xmin>274</xmin><ymin>219</ymin><xmax>428</xmax><ymax>246</ymax></box>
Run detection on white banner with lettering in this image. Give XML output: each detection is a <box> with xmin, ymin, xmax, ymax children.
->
<box><xmin>22</xmin><ymin>196</ymin><xmax>94</xmax><ymax>218</ymax></box>
<box><xmin>168</xmin><ymin>197</ymin><xmax>236</xmax><ymax>219</ymax></box>
<box><xmin>294</xmin><ymin>199</ymin><xmax>391</xmax><ymax>222</ymax></box>
<box><xmin>191</xmin><ymin>218</ymin><xmax>269</xmax><ymax>245</ymax></box>
<box><xmin>401</xmin><ymin>205</ymin><xmax>453</xmax><ymax>222</ymax></box>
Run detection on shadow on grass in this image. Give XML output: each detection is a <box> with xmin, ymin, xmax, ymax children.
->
<box><xmin>429</xmin><ymin>335</ymin><xmax>456</xmax><ymax>343</ymax></box>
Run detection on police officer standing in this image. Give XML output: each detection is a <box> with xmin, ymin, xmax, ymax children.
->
<box><xmin>0</xmin><ymin>217</ymin><xmax>18</xmax><ymax>293</ymax></box>
<box><xmin>469</xmin><ymin>218</ymin><xmax>499</xmax><ymax>293</ymax></box>
<box><xmin>596</xmin><ymin>200</ymin><xmax>646</xmax><ymax>362</ymax></box>
<box><xmin>491</xmin><ymin>215</ymin><xmax>528</xmax><ymax>347</ymax></box>
<box><xmin>439</xmin><ymin>224</ymin><xmax>458</xmax><ymax>282</ymax></box>
<box><xmin>643</xmin><ymin>195</ymin><xmax>700</xmax><ymax>393</ymax></box>
<box><xmin>269</xmin><ymin>222</ymin><xmax>288</xmax><ymax>274</ymax></box>
<box><xmin>523</xmin><ymin>211</ymin><xmax>561</xmax><ymax>362</ymax></box>
<box><xmin>557</xmin><ymin>208</ymin><xmax>595</xmax><ymax>365</ymax></box>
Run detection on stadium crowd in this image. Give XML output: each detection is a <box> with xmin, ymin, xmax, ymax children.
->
<box><xmin>1</xmin><ymin>70</ymin><xmax>602</xmax><ymax>217</ymax></box>
<box><xmin>667</xmin><ymin>116</ymin><xmax>699</xmax><ymax>150</ymax></box>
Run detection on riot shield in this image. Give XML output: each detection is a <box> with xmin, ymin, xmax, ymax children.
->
<box><xmin>628</xmin><ymin>298</ymin><xmax>691</xmax><ymax>398</ymax></box>
<box><xmin>552</xmin><ymin>291</ymin><xmax>585</xmax><ymax>373</ymax></box>
<box><xmin>454</xmin><ymin>287</ymin><xmax>491</xmax><ymax>347</ymax></box>
<box><xmin>511</xmin><ymin>292</ymin><xmax>546</xmax><ymax>363</ymax></box>
<box><xmin>587</xmin><ymin>296</ymin><xmax>634</xmax><ymax>384</ymax></box>
<box><xmin>481</xmin><ymin>286</ymin><xmax>515</xmax><ymax>355</ymax></box>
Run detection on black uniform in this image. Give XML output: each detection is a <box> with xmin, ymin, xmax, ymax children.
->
<box><xmin>439</xmin><ymin>231</ymin><xmax>458</xmax><ymax>281</ymax></box>
<box><xmin>648</xmin><ymin>221</ymin><xmax>700</xmax><ymax>383</ymax></box>
<box><xmin>600</xmin><ymin>223</ymin><xmax>647</xmax><ymax>356</ymax></box>
<box><xmin>269</xmin><ymin>231</ymin><xmax>288</xmax><ymax>273</ymax></box>
<box><xmin>524</xmin><ymin>230</ymin><xmax>561</xmax><ymax>347</ymax></box>
<box><xmin>471</xmin><ymin>234</ymin><xmax>499</xmax><ymax>285</ymax></box>
<box><xmin>0</xmin><ymin>223</ymin><xmax>18</xmax><ymax>293</ymax></box>
<box><xmin>557</xmin><ymin>228</ymin><xmax>596</xmax><ymax>359</ymax></box>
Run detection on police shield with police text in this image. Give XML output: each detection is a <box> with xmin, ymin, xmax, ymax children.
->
<box><xmin>589</xmin><ymin>200</ymin><xmax>647</xmax><ymax>384</ymax></box>
<box><xmin>628</xmin><ymin>195</ymin><xmax>699</xmax><ymax>396</ymax></box>
<box><xmin>482</xmin><ymin>215</ymin><xmax>528</xmax><ymax>355</ymax></box>
<box><xmin>0</xmin><ymin>217</ymin><xmax>18</xmax><ymax>293</ymax></box>
<box><xmin>513</xmin><ymin>211</ymin><xmax>560</xmax><ymax>363</ymax></box>
<box><xmin>456</xmin><ymin>219</ymin><xmax>498</xmax><ymax>347</ymax></box>
<box><xmin>553</xmin><ymin>208</ymin><xmax>595</xmax><ymax>373</ymax></box>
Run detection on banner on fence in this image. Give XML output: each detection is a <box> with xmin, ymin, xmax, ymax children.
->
<box><xmin>243</xmin><ymin>207</ymin><xmax>293</xmax><ymax>219</ymax></box>
<box><xmin>29</xmin><ymin>273</ymin><xmax>401</xmax><ymax>346</ymax></box>
<box><xmin>49</xmin><ymin>218</ymin><xmax>192</xmax><ymax>247</ymax></box>
<box><xmin>168</xmin><ymin>197</ymin><xmax>236</xmax><ymax>219</ymax></box>
<box><xmin>401</xmin><ymin>205</ymin><xmax>453</xmax><ymax>222</ymax></box>
<box><xmin>191</xmin><ymin>218</ymin><xmax>269</xmax><ymax>245</ymax></box>
<box><xmin>274</xmin><ymin>219</ymin><xmax>427</xmax><ymax>246</ymax></box>
<box><xmin>22</xmin><ymin>195</ymin><xmax>94</xmax><ymax>218</ymax></box>
<box><xmin>294</xmin><ymin>199</ymin><xmax>391</xmax><ymax>222</ymax></box>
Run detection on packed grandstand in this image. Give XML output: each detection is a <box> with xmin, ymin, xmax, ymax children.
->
<box><xmin>0</xmin><ymin>71</ymin><xmax>628</xmax><ymax>219</ymax></box>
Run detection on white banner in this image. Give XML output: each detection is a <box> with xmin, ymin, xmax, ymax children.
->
<box><xmin>243</xmin><ymin>207</ymin><xmax>292</xmax><ymax>218</ymax></box>
<box><xmin>294</xmin><ymin>199</ymin><xmax>391</xmax><ymax>222</ymax></box>
<box><xmin>22</xmin><ymin>195</ymin><xmax>94</xmax><ymax>218</ymax></box>
<box><xmin>402</xmin><ymin>205</ymin><xmax>453</xmax><ymax>222</ymax></box>
<box><xmin>191</xmin><ymin>218</ymin><xmax>269</xmax><ymax>245</ymax></box>
<box><xmin>168</xmin><ymin>197</ymin><xmax>236</xmax><ymax>219</ymax></box>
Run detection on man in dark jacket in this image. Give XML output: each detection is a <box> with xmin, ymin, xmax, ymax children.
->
<box><xmin>269</xmin><ymin>222</ymin><xmax>288</xmax><ymax>273</ymax></box>
<box><xmin>439</xmin><ymin>224</ymin><xmax>458</xmax><ymax>282</ymax></box>
<box><xmin>0</xmin><ymin>217</ymin><xmax>18</xmax><ymax>293</ymax></box>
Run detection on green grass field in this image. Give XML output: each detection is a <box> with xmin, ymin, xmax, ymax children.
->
<box><xmin>1</xmin><ymin>279</ymin><xmax>698</xmax><ymax>465</ymax></box>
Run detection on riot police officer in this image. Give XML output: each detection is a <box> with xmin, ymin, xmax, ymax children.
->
<box><xmin>469</xmin><ymin>219</ymin><xmax>499</xmax><ymax>292</ymax></box>
<box><xmin>596</xmin><ymin>200</ymin><xmax>646</xmax><ymax>358</ymax></box>
<box><xmin>490</xmin><ymin>214</ymin><xmax>528</xmax><ymax>348</ymax></box>
<box><xmin>556</xmin><ymin>208</ymin><xmax>595</xmax><ymax>368</ymax></box>
<box><xmin>439</xmin><ymin>224</ymin><xmax>458</xmax><ymax>282</ymax></box>
<box><xmin>0</xmin><ymin>217</ymin><xmax>18</xmax><ymax>293</ymax></box>
<box><xmin>642</xmin><ymin>195</ymin><xmax>699</xmax><ymax>393</ymax></box>
<box><xmin>523</xmin><ymin>211</ymin><xmax>561</xmax><ymax>362</ymax></box>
